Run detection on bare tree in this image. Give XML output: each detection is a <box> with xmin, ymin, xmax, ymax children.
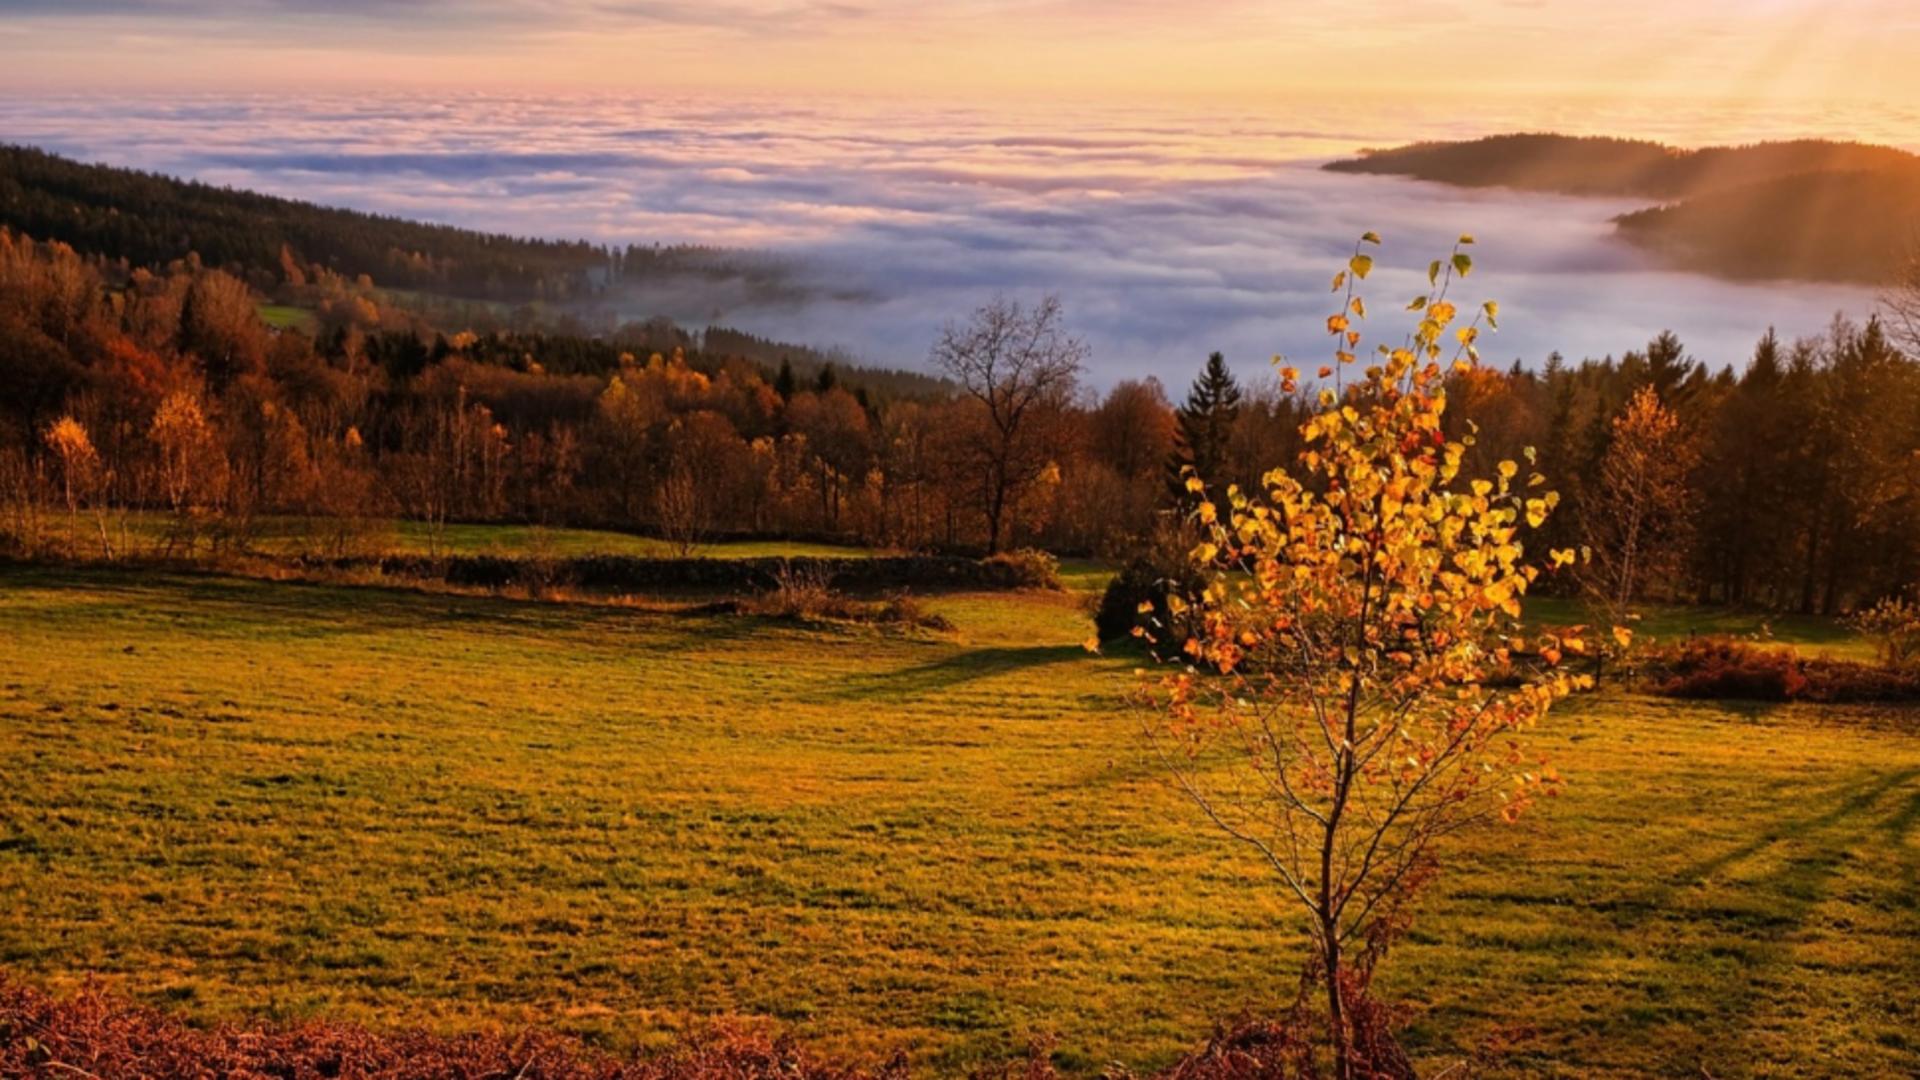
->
<box><xmin>654</xmin><ymin>459</ymin><xmax>709</xmax><ymax>557</ymax></box>
<box><xmin>929</xmin><ymin>294</ymin><xmax>1085</xmax><ymax>553</ymax></box>
<box><xmin>1879</xmin><ymin>236</ymin><xmax>1920</xmax><ymax>356</ymax></box>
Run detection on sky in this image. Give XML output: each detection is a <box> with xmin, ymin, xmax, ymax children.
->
<box><xmin>2</xmin><ymin>0</ymin><xmax>1918</xmax><ymax>109</ymax></box>
<box><xmin>0</xmin><ymin>1</ymin><xmax>1906</xmax><ymax>385</ymax></box>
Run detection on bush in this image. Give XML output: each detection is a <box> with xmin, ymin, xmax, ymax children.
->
<box><xmin>1647</xmin><ymin>636</ymin><xmax>1920</xmax><ymax>703</ymax></box>
<box><xmin>875</xmin><ymin>591</ymin><xmax>955</xmax><ymax>633</ymax></box>
<box><xmin>739</xmin><ymin>571</ymin><xmax>954</xmax><ymax>632</ymax></box>
<box><xmin>340</xmin><ymin>554</ymin><xmax>1038</xmax><ymax>595</ymax></box>
<box><xmin>1848</xmin><ymin>595</ymin><xmax>1920</xmax><ymax>669</ymax></box>
<box><xmin>1093</xmin><ymin>521</ymin><xmax>1206</xmax><ymax>644</ymax></box>
<box><xmin>1799</xmin><ymin>658</ymin><xmax>1920</xmax><ymax>703</ymax></box>
<box><xmin>1650</xmin><ymin>638</ymin><xmax>1807</xmax><ymax>701</ymax></box>
<box><xmin>983</xmin><ymin>548</ymin><xmax>1062</xmax><ymax>590</ymax></box>
<box><xmin>1094</xmin><ymin>556</ymin><xmax>1203</xmax><ymax>644</ymax></box>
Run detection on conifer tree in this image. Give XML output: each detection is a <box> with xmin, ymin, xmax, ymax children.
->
<box><xmin>1167</xmin><ymin>351</ymin><xmax>1241</xmax><ymax>503</ymax></box>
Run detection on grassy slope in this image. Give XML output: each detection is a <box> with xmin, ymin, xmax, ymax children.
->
<box><xmin>0</xmin><ymin>566</ymin><xmax>1915</xmax><ymax>1077</ymax></box>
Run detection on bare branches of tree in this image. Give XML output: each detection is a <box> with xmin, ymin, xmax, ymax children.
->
<box><xmin>929</xmin><ymin>295</ymin><xmax>1085</xmax><ymax>553</ymax></box>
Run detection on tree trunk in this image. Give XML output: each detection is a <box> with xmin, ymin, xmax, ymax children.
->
<box><xmin>1323</xmin><ymin>927</ymin><xmax>1350</xmax><ymax>1080</ymax></box>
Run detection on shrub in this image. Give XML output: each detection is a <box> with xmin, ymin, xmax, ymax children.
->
<box><xmin>1094</xmin><ymin>525</ymin><xmax>1204</xmax><ymax>643</ymax></box>
<box><xmin>1799</xmin><ymin>658</ymin><xmax>1920</xmax><ymax>703</ymax></box>
<box><xmin>346</xmin><ymin>554</ymin><xmax>1038</xmax><ymax>595</ymax></box>
<box><xmin>1848</xmin><ymin>595</ymin><xmax>1920</xmax><ymax>669</ymax></box>
<box><xmin>983</xmin><ymin>548</ymin><xmax>1062</xmax><ymax>590</ymax></box>
<box><xmin>1647</xmin><ymin>635</ymin><xmax>1920</xmax><ymax>704</ymax></box>
<box><xmin>744</xmin><ymin>561</ymin><xmax>849</xmax><ymax>620</ymax></box>
<box><xmin>1651</xmin><ymin>638</ymin><xmax>1807</xmax><ymax>701</ymax></box>
<box><xmin>875</xmin><ymin>591</ymin><xmax>955</xmax><ymax>633</ymax></box>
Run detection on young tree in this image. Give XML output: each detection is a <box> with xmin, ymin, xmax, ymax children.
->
<box><xmin>1581</xmin><ymin>385</ymin><xmax>1697</xmax><ymax>615</ymax></box>
<box><xmin>42</xmin><ymin>414</ymin><xmax>109</xmax><ymax>557</ymax></box>
<box><xmin>148</xmin><ymin>390</ymin><xmax>224</xmax><ymax>556</ymax></box>
<box><xmin>1166</xmin><ymin>351</ymin><xmax>1241</xmax><ymax>503</ymax></box>
<box><xmin>929</xmin><ymin>294</ymin><xmax>1085</xmax><ymax>553</ymax></box>
<box><xmin>1135</xmin><ymin>237</ymin><xmax>1604</xmax><ymax>1077</ymax></box>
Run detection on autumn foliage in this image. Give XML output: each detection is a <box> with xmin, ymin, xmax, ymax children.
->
<box><xmin>1137</xmin><ymin>236</ymin><xmax>1606</xmax><ymax>1076</ymax></box>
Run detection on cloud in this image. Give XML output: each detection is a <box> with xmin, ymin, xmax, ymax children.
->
<box><xmin>0</xmin><ymin>93</ymin><xmax>1878</xmax><ymax>387</ymax></box>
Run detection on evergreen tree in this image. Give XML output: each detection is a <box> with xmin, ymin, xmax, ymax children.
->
<box><xmin>773</xmin><ymin>357</ymin><xmax>796</xmax><ymax>400</ymax></box>
<box><xmin>1167</xmin><ymin>352</ymin><xmax>1242</xmax><ymax>502</ymax></box>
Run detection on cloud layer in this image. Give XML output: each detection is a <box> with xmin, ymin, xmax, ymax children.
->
<box><xmin>0</xmin><ymin>93</ymin><xmax>1881</xmax><ymax>386</ymax></box>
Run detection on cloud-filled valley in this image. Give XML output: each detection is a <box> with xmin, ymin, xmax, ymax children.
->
<box><xmin>0</xmin><ymin>93</ymin><xmax>1884</xmax><ymax>387</ymax></box>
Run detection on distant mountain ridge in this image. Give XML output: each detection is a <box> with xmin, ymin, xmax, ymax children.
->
<box><xmin>1326</xmin><ymin>134</ymin><xmax>1920</xmax><ymax>283</ymax></box>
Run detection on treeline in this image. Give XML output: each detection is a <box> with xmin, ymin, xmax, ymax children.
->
<box><xmin>2</xmin><ymin>226</ymin><xmax>1917</xmax><ymax>611</ymax></box>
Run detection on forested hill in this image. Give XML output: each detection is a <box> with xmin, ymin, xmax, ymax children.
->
<box><xmin>1323</xmin><ymin>134</ymin><xmax>1918</xmax><ymax>199</ymax></box>
<box><xmin>0</xmin><ymin>143</ymin><xmax>622</xmax><ymax>302</ymax></box>
<box><xmin>1325</xmin><ymin>134</ymin><xmax>1920</xmax><ymax>283</ymax></box>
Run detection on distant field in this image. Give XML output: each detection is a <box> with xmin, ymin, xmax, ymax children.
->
<box><xmin>1</xmin><ymin>566</ymin><xmax>1915</xmax><ymax>1077</ymax></box>
<box><xmin>254</xmin><ymin>305</ymin><xmax>317</xmax><ymax>331</ymax></box>
<box><xmin>42</xmin><ymin>513</ymin><xmax>882</xmax><ymax>561</ymax></box>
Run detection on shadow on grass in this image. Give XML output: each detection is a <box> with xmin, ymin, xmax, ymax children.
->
<box><xmin>824</xmin><ymin>643</ymin><xmax>1091</xmax><ymax>701</ymax></box>
<box><xmin>1430</xmin><ymin>765</ymin><xmax>1920</xmax><ymax>1072</ymax></box>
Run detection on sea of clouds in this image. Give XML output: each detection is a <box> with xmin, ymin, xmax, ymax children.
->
<box><xmin>0</xmin><ymin>93</ymin><xmax>1894</xmax><ymax>388</ymax></box>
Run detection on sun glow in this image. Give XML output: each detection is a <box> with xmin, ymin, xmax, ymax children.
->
<box><xmin>1</xmin><ymin>0</ymin><xmax>1915</xmax><ymax>120</ymax></box>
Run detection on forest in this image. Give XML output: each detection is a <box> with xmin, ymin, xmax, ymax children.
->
<box><xmin>1</xmin><ymin>220</ymin><xmax>1917</xmax><ymax>614</ymax></box>
<box><xmin>1328</xmin><ymin>134</ymin><xmax>1920</xmax><ymax>282</ymax></box>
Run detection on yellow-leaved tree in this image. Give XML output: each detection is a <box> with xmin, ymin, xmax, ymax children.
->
<box><xmin>1136</xmin><ymin>235</ymin><xmax>1612</xmax><ymax>1078</ymax></box>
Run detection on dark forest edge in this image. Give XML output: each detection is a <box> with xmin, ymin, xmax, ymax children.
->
<box><xmin>1326</xmin><ymin>134</ymin><xmax>1920</xmax><ymax>282</ymax></box>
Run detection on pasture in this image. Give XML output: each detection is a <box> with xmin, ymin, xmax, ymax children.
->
<box><xmin>0</xmin><ymin>564</ymin><xmax>1915</xmax><ymax>1077</ymax></box>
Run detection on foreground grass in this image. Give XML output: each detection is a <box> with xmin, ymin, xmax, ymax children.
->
<box><xmin>0</xmin><ymin>566</ymin><xmax>1914</xmax><ymax>1077</ymax></box>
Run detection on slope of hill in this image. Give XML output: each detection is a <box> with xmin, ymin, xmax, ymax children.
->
<box><xmin>1326</xmin><ymin>134</ymin><xmax>1920</xmax><ymax>283</ymax></box>
<box><xmin>1615</xmin><ymin>168</ymin><xmax>1920</xmax><ymax>282</ymax></box>
<box><xmin>0</xmin><ymin>143</ymin><xmax>617</xmax><ymax>301</ymax></box>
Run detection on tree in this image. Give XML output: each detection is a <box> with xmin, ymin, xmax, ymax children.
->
<box><xmin>929</xmin><ymin>295</ymin><xmax>1085</xmax><ymax>553</ymax></box>
<box><xmin>1135</xmin><ymin>237</ymin><xmax>1603</xmax><ymax>1077</ymax></box>
<box><xmin>1582</xmin><ymin>385</ymin><xmax>1698</xmax><ymax>615</ymax></box>
<box><xmin>1167</xmin><ymin>352</ymin><xmax>1241</xmax><ymax>503</ymax></box>
<box><xmin>42</xmin><ymin>414</ymin><xmax>109</xmax><ymax>557</ymax></box>
<box><xmin>148</xmin><ymin>390</ymin><xmax>225</xmax><ymax>555</ymax></box>
<box><xmin>1879</xmin><ymin>237</ymin><xmax>1920</xmax><ymax>356</ymax></box>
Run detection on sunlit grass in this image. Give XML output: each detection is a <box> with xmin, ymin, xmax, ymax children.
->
<box><xmin>0</xmin><ymin>566</ymin><xmax>1913</xmax><ymax>1077</ymax></box>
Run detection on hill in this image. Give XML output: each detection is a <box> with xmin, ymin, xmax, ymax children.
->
<box><xmin>1326</xmin><ymin>134</ymin><xmax>1920</xmax><ymax>282</ymax></box>
<box><xmin>0</xmin><ymin>143</ymin><xmax>674</xmax><ymax>302</ymax></box>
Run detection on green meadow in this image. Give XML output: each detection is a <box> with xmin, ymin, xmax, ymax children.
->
<box><xmin>0</xmin><ymin>564</ymin><xmax>1915</xmax><ymax>1077</ymax></box>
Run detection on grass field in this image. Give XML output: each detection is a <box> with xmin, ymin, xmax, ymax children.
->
<box><xmin>1</xmin><ymin>565</ymin><xmax>1916</xmax><ymax>1077</ymax></box>
<box><xmin>254</xmin><ymin>305</ymin><xmax>317</xmax><ymax>332</ymax></box>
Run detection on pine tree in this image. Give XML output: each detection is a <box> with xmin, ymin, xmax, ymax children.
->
<box><xmin>773</xmin><ymin>357</ymin><xmax>796</xmax><ymax>400</ymax></box>
<box><xmin>1166</xmin><ymin>352</ymin><xmax>1241</xmax><ymax>502</ymax></box>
